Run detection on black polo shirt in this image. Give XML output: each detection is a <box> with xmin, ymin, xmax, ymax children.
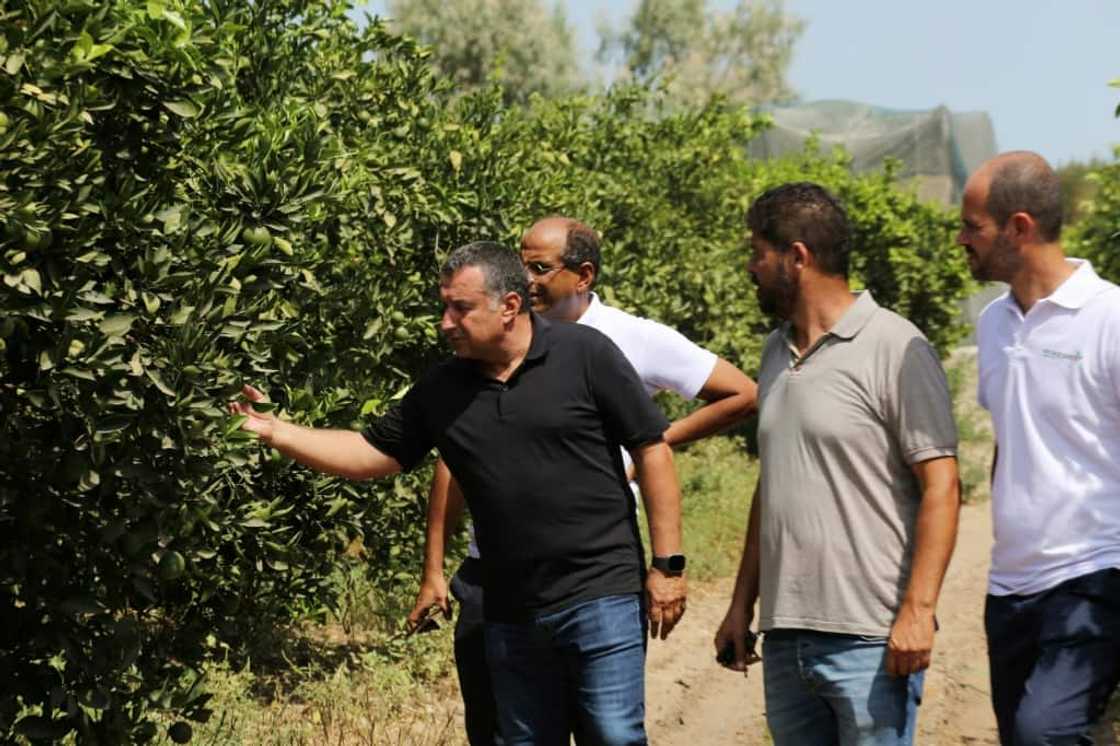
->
<box><xmin>362</xmin><ymin>314</ymin><xmax>669</xmax><ymax>622</ymax></box>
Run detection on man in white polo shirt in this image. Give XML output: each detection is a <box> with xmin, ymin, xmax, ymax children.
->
<box><xmin>408</xmin><ymin>217</ymin><xmax>758</xmax><ymax>745</ymax></box>
<box><xmin>960</xmin><ymin>151</ymin><xmax>1120</xmax><ymax>744</ymax></box>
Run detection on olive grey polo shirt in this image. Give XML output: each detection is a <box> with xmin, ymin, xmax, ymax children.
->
<box><xmin>755</xmin><ymin>291</ymin><xmax>957</xmax><ymax>636</ymax></box>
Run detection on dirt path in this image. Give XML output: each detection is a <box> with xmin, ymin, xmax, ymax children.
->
<box><xmin>644</xmin><ymin>501</ymin><xmax>999</xmax><ymax>745</ymax></box>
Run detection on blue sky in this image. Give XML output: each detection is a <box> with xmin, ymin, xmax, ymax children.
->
<box><xmin>360</xmin><ymin>0</ymin><xmax>1120</xmax><ymax>166</ymax></box>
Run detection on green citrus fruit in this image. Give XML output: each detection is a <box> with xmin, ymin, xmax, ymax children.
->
<box><xmin>390</xmin><ymin>311</ymin><xmax>406</xmax><ymax>323</ymax></box>
<box><xmin>159</xmin><ymin>551</ymin><xmax>186</xmax><ymax>581</ymax></box>
<box><xmin>240</xmin><ymin>226</ymin><xmax>272</xmax><ymax>248</ymax></box>
<box><xmin>393</xmin><ymin>326</ymin><xmax>410</xmax><ymax>341</ymax></box>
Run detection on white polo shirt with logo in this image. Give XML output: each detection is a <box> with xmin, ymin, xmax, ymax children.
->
<box><xmin>465</xmin><ymin>293</ymin><xmax>718</xmax><ymax>558</ymax></box>
<box><xmin>977</xmin><ymin>259</ymin><xmax>1120</xmax><ymax>596</ymax></box>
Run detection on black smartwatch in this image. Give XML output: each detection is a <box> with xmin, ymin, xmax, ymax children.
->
<box><xmin>651</xmin><ymin>554</ymin><xmax>686</xmax><ymax>575</ymax></box>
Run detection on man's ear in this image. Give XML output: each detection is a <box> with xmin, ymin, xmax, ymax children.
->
<box><xmin>576</xmin><ymin>262</ymin><xmax>596</xmax><ymax>293</ymax></box>
<box><xmin>501</xmin><ymin>291</ymin><xmax>523</xmax><ymax>322</ymax></box>
<box><xmin>1006</xmin><ymin>211</ymin><xmax>1034</xmax><ymax>243</ymax></box>
<box><xmin>790</xmin><ymin>241</ymin><xmax>812</xmax><ymax>270</ymax></box>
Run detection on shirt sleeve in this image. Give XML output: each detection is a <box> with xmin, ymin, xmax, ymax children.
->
<box><xmin>587</xmin><ymin>332</ymin><xmax>671</xmax><ymax>449</ymax></box>
<box><xmin>360</xmin><ymin>389</ymin><xmax>434</xmax><ymax>472</ymax></box>
<box><xmin>639</xmin><ymin>319</ymin><xmax>719</xmax><ymax>400</ymax></box>
<box><xmin>887</xmin><ymin>336</ymin><xmax>959</xmax><ymax>465</ymax></box>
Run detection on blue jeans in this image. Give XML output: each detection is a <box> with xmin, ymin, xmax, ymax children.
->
<box><xmin>985</xmin><ymin>567</ymin><xmax>1120</xmax><ymax>745</ymax></box>
<box><xmin>762</xmin><ymin>629</ymin><xmax>924</xmax><ymax>746</ymax></box>
<box><xmin>484</xmin><ymin>593</ymin><xmax>647</xmax><ymax>746</ymax></box>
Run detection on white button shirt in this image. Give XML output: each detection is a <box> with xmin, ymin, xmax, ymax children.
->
<box><xmin>977</xmin><ymin>259</ymin><xmax>1120</xmax><ymax>595</ymax></box>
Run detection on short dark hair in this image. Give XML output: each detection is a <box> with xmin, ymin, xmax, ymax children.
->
<box><xmin>986</xmin><ymin>157</ymin><xmax>1063</xmax><ymax>241</ymax></box>
<box><xmin>746</xmin><ymin>182</ymin><xmax>852</xmax><ymax>277</ymax></box>
<box><xmin>562</xmin><ymin>223</ymin><xmax>601</xmax><ymax>279</ymax></box>
<box><xmin>441</xmin><ymin>241</ymin><xmax>530</xmax><ymax>313</ymax></box>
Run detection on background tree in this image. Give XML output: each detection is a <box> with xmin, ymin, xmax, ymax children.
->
<box><xmin>599</xmin><ymin>0</ymin><xmax>804</xmax><ymax>107</ymax></box>
<box><xmin>1056</xmin><ymin>159</ymin><xmax>1103</xmax><ymax>226</ymax></box>
<box><xmin>386</xmin><ymin>0</ymin><xmax>582</xmax><ymax>102</ymax></box>
<box><xmin>1067</xmin><ymin>78</ymin><xmax>1120</xmax><ymax>284</ymax></box>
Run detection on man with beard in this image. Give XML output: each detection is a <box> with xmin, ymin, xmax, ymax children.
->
<box><xmin>409</xmin><ymin>217</ymin><xmax>757</xmax><ymax>746</ymax></box>
<box><xmin>232</xmin><ymin>242</ymin><xmax>687</xmax><ymax>746</ymax></box>
<box><xmin>959</xmin><ymin>152</ymin><xmax>1120</xmax><ymax>743</ymax></box>
<box><xmin>714</xmin><ymin>182</ymin><xmax>961</xmax><ymax>746</ymax></box>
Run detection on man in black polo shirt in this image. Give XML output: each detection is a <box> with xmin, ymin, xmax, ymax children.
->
<box><xmin>231</xmin><ymin>241</ymin><xmax>686</xmax><ymax>745</ymax></box>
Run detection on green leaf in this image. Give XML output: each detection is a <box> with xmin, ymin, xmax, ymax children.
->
<box><xmin>61</xmin><ymin>367</ymin><xmax>97</xmax><ymax>381</ymax></box>
<box><xmin>146</xmin><ymin>0</ymin><xmax>165</xmax><ymax>18</ymax></box>
<box><xmin>20</xmin><ymin>269</ymin><xmax>41</xmax><ymax>294</ymax></box>
<box><xmin>163</xmin><ymin>9</ymin><xmax>187</xmax><ymax>30</ymax></box>
<box><xmin>67</xmin><ymin>308</ymin><xmax>104</xmax><ymax>322</ymax></box>
<box><xmin>169</xmin><ymin>305</ymin><xmax>195</xmax><ymax>325</ymax></box>
<box><xmin>4</xmin><ymin>52</ymin><xmax>25</xmax><ymax>75</ymax></box>
<box><xmin>224</xmin><ymin>415</ymin><xmax>248</xmax><ymax>437</ymax></box>
<box><xmin>146</xmin><ymin>369</ymin><xmax>175</xmax><ymax>396</ymax></box>
<box><xmin>163</xmin><ymin>100</ymin><xmax>199</xmax><ymax>118</ymax></box>
<box><xmin>99</xmin><ymin>314</ymin><xmax>135</xmax><ymax>337</ymax></box>
<box><xmin>273</xmin><ymin>237</ymin><xmax>293</xmax><ymax>256</ymax></box>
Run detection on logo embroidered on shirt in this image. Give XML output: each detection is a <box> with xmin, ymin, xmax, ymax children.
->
<box><xmin>1041</xmin><ymin>348</ymin><xmax>1083</xmax><ymax>363</ymax></box>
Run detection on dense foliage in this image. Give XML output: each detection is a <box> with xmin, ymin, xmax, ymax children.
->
<box><xmin>1067</xmin><ymin>80</ymin><xmax>1119</xmax><ymax>284</ymax></box>
<box><xmin>1069</xmin><ymin>151</ymin><xmax>1120</xmax><ymax>284</ymax></box>
<box><xmin>0</xmin><ymin>0</ymin><xmax>972</xmax><ymax>740</ymax></box>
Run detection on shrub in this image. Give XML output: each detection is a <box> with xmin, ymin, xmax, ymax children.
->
<box><xmin>1068</xmin><ymin>149</ymin><xmax>1120</xmax><ymax>284</ymax></box>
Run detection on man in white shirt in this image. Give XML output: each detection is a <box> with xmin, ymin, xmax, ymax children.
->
<box><xmin>409</xmin><ymin>216</ymin><xmax>758</xmax><ymax>746</ymax></box>
<box><xmin>960</xmin><ymin>151</ymin><xmax>1120</xmax><ymax>744</ymax></box>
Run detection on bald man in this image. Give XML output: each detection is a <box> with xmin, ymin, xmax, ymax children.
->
<box><xmin>959</xmin><ymin>151</ymin><xmax>1120</xmax><ymax>744</ymax></box>
<box><xmin>410</xmin><ymin>217</ymin><xmax>757</xmax><ymax>746</ymax></box>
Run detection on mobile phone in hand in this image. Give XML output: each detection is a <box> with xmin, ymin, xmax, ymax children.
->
<box><xmin>716</xmin><ymin>630</ymin><xmax>760</xmax><ymax>666</ymax></box>
<box><xmin>407</xmin><ymin>604</ymin><xmax>444</xmax><ymax>637</ymax></box>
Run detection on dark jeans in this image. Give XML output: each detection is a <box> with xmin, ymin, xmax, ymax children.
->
<box><xmin>484</xmin><ymin>593</ymin><xmax>648</xmax><ymax>746</ymax></box>
<box><xmin>451</xmin><ymin>559</ymin><xmax>503</xmax><ymax>746</ymax></box>
<box><xmin>985</xmin><ymin>567</ymin><xmax>1120</xmax><ymax>745</ymax></box>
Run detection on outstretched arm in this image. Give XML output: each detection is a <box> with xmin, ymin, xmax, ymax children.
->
<box><xmin>230</xmin><ymin>384</ymin><xmax>401</xmax><ymax>480</ymax></box>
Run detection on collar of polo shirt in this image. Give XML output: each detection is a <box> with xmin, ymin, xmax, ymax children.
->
<box><xmin>780</xmin><ymin>291</ymin><xmax>880</xmax><ymax>365</ymax></box>
<box><xmin>1003</xmin><ymin>259</ymin><xmax>1108</xmax><ymax>315</ymax></box>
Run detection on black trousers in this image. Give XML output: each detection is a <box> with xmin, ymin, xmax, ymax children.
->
<box><xmin>451</xmin><ymin>558</ymin><xmax>504</xmax><ymax>746</ymax></box>
<box><xmin>985</xmin><ymin>567</ymin><xmax>1120</xmax><ymax>745</ymax></box>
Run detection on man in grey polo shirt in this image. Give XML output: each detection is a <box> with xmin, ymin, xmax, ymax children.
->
<box><xmin>715</xmin><ymin>182</ymin><xmax>961</xmax><ymax>745</ymax></box>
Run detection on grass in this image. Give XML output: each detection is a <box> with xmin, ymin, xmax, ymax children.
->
<box><xmin>670</xmin><ymin>436</ymin><xmax>758</xmax><ymax>582</ymax></box>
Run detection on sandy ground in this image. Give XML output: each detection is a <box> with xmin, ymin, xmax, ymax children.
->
<box><xmin>644</xmin><ymin>501</ymin><xmax>1000</xmax><ymax>745</ymax></box>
